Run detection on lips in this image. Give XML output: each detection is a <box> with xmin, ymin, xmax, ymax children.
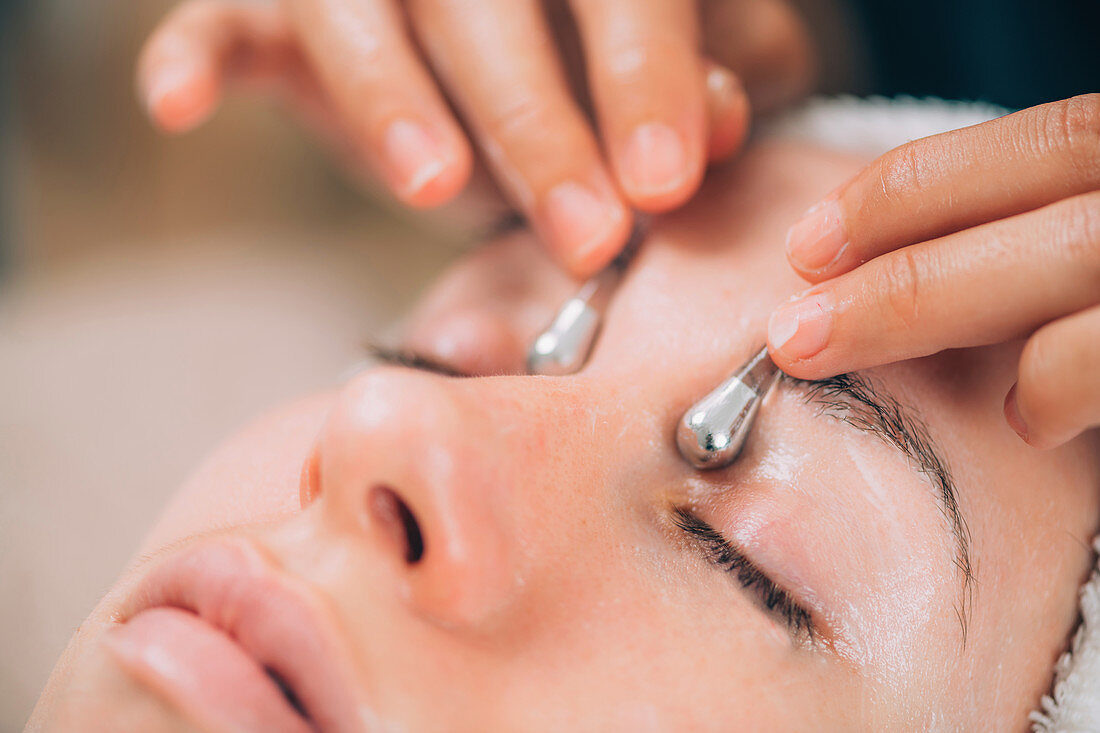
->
<box><xmin>107</xmin><ymin>607</ymin><xmax>313</xmax><ymax>732</ymax></box>
<box><xmin>106</xmin><ymin>537</ymin><xmax>371</xmax><ymax>732</ymax></box>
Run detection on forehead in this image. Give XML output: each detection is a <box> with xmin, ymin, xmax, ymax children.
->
<box><xmin>593</xmin><ymin>141</ymin><xmax>855</xmax><ymax>376</ymax></box>
<box><xmin>586</xmin><ymin>142</ymin><xmax>1072</xmax><ymax>487</ymax></box>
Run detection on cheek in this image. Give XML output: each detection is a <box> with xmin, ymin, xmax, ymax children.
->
<box><xmin>47</xmin><ymin>642</ymin><xmax>201</xmax><ymax>732</ymax></box>
<box><xmin>141</xmin><ymin>395</ymin><xmax>332</xmax><ymax>555</ymax></box>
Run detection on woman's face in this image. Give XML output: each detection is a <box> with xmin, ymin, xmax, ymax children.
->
<box><xmin>34</xmin><ymin>142</ymin><xmax>1100</xmax><ymax>732</ymax></box>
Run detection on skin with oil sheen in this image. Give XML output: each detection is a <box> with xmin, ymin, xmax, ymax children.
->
<box><xmin>30</xmin><ymin>142</ymin><xmax>1100</xmax><ymax>731</ymax></box>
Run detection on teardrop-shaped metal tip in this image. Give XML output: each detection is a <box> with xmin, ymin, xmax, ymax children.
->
<box><xmin>526</xmin><ymin>297</ymin><xmax>601</xmax><ymax>376</ymax></box>
<box><xmin>676</xmin><ymin>347</ymin><xmax>780</xmax><ymax>469</ymax></box>
<box><xmin>526</xmin><ymin>267</ymin><xmax>623</xmax><ymax>376</ymax></box>
<box><xmin>526</xmin><ymin>222</ymin><xmax>645</xmax><ymax>376</ymax></box>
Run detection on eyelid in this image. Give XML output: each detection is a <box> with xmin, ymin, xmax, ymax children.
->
<box><xmin>672</xmin><ymin>507</ymin><xmax>815</xmax><ymax>642</ymax></box>
<box><xmin>364</xmin><ymin>343</ymin><xmax>473</xmax><ymax>379</ymax></box>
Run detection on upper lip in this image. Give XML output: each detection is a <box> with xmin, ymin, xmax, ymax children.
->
<box><xmin>119</xmin><ymin>536</ymin><xmax>374</xmax><ymax>732</ymax></box>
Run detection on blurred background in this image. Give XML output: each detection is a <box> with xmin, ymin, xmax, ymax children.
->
<box><xmin>0</xmin><ymin>1</ymin><xmax>468</xmax><ymax>727</ymax></box>
<box><xmin>3</xmin><ymin>0</ymin><xmax>1098</xmax><ymax>728</ymax></box>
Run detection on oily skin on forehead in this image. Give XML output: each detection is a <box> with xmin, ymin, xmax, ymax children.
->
<box><xmin>32</xmin><ymin>141</ymin><xmax>1100</xmax><ymax>732</ymax></box>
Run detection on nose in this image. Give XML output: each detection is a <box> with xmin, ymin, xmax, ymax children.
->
<box><xmin>307</xmin><ymin>368</ymin><xmax>524</xmax><ymax>630</ymax></box>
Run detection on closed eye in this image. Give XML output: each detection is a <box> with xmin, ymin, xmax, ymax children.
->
<box><xmin>365</xmin><ymin>343</ymin><xmax>473</xmax><ymax>378</ymax></box>
<box><xmin>673</xmin><ymin>507</ymin><xmax>814</xmax><ymax>642</ymax></box>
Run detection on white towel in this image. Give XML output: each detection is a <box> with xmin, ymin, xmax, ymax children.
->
<box><xmin>1031</xmin><ymin>538</ymin><xmax>1100</xmax><ymax>732</ymax></box>
<box><xmin>760</xmin><ymin>94</ymin><xmax>1009</xmax><ymax>155</ymax></box>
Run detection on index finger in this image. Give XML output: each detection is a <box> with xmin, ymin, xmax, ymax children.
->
<box><xmin>784</xmin><ymin>95</ymin><xmax>1100</xmax><ymax>280</ymax></box>
<box><xmin>767</xmin><ymin>190</ymin><xmax>1100</xmax><ymax>379</ymax></box>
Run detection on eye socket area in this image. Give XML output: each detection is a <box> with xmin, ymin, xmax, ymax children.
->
<box><xmin>401</xmin><ymin>309</ymin><xmax>528</xmax><ymax>377</ymax></box>
<box><xmin>397</xmin><ymin>231</ymin><xmax>581</xmax><ymax>378</ymax></box>
<box><xmin>672</xmin><ymin>507</ymin><xmax>818</xmax><ymax>644</ymax></box>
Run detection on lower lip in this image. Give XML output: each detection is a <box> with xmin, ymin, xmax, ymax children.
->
<box><xmin>106</xmin><ymin>607</ymin><xmax>312</xmax><ymax>733</ymax></box>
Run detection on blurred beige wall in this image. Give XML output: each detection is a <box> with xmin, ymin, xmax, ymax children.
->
<box><xmin>2</xmin><ymin>1</ymin><xmax>467</xmax><ymax>728</ymax></box>
<box><xmin>10</xmin><ymin>0</ymin><xmax>363</xmax><ymax>266</ymax></box>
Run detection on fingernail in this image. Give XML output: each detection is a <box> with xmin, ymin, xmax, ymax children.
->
<box><xmin>1003</xmin><ymin>384</ymin><xmax>1029</xmax><ymax>441</ymax></box>
<box><xmin>786</xmin><ymin>199</ymin><xmax>848</xmax><ymax>272</ymax></box>
<box><xmin>542</xmin><ymin>182</ymin><xmax>625</xmax><ymax>269</ymax></box>
<box><xmin>383</xmin><ymin>119</ymin><xmax>449</xmax><ymax>200</ymax></box>
<box><xmin>768</xmin><ymin>292</ymin><xmax>834</xmax><ymax>360</ymax></box>
<box><xmin>621</xmin><ymin>123</ymin><xmax>688</xmax><ymax>197</ymax></box>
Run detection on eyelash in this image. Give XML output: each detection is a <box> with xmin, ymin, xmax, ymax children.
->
<box><xmin>672</xmin><ymin>507</ymin><xmax>814</xmax><ymax>641</ymax></box>
<box><xmin>364</xmin><ymin>343</ymin><xmax>471</xmax><ymax>378</ymax></box>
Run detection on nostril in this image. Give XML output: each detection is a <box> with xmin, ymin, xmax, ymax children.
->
<box><xmin>299</xmin><ymin>450</ymin><xmax>322</xmax><ymax>508</ymax></box>
<box><xmin>368</xmin><ymin>486</ymin><xmax>425</xmax><ymax>564</ymax></box>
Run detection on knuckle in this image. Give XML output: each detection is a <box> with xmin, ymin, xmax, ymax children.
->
<box><xmin>603</xmin><ymin>36</ymin><xmax>686</xmax><ymax>81</ymax></box>
<box><xmin>340</xmin><ymin>52</ymin><xmax>396</xmax><ymax>99</ymax></box>
<box><xmin>1056</xmin><ymin>94</ymin><xmax>1100</xmax><ymax>149</ymax></box>
<box><xmin>873</xmin><ymin>141</ymin><xmax>928</xmax><ymax>208</ymax></box>
<box><xmin>487</xmin><ymin>95</ymin><xmax>557</xmax><ymax>146</ymax></box>
<box><xmin>1053</xmin><ymin>192</ymin><xmax>1100</xmax><ymax>269</ymax></box>
<box><xmin>876</xmin><ymin>248</ymin><xmax>924</xmax><ymax>330</ymax></box>
<box><xmin>603</xmin><ymin>45</ymin><xmax>649</xmax><ymax>83</ymax></box>
<box><xmin>348</xmin><ymin>41</ymin><xmax>391</xmax><ymax>76</ymax></box>
<box><xmin>1038</xmin><ymin>94</ymin><xmax>1100</xmax><ymax>181</ymax></box>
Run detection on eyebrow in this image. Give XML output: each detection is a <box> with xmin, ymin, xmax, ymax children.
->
<box><xmin>789</xmin><ymin>373</ymin><xmax>974</xmax><ymax>640</ymax></box>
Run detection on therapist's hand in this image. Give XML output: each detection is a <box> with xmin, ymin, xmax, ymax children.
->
<box><xmin>768</xmin><ymin>95</ymin><xmax>1100</xmax><ymax>449</ymax></box>
<box><xmin>138</xmin><ymin>0</ymin><xmax>813</xmax><ymax>277</ymax></box>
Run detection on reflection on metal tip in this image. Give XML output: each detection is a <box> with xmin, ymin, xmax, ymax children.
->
<box><xmin>676</xmin><ymin>347</ymin><xmax>781</xmax><ymax>469</ymax></box>
<box><xmin>526</xmin><ymin>221</ymin><xmax>645</xmax><ymax>376</ymax></box>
